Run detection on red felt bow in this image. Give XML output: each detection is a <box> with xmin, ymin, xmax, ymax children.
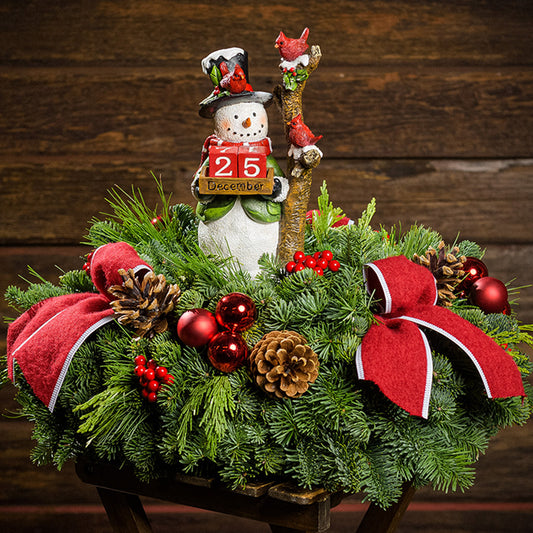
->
<box><xmin>7</xmin><ymin>242</ymin><xmax>151</xmax><ymax>412</ymax></box>
<box><xmin>356</xmin><ymin>255</ymin><xmax>524</xmax><ymax>418</ymax></box>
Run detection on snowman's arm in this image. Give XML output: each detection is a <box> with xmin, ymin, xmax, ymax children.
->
<box><xmin>191</xmin><ymin>159</ymin><xmax>215</xmax><ymax>203</ymax></box>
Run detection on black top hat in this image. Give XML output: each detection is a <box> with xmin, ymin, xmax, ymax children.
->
<box><xmin>199</xmin><ymin>47</ymin><xmax>272</xmax><ymax>118</ymax></box>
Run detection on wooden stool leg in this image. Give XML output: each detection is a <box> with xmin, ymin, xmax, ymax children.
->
<box><xmin>97</xmin><ymin>487</ymin><xmax>153</xmax><ymax>533</ymax></box>
<box><xmin>355</xmin><ymin>482</ymin><xmax>416</xmax><ymax>533</ymax></box>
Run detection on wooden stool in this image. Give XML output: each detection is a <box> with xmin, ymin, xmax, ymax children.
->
<box><xmin>76</xmin><ymin>459</ymin><xmax>415</xmax><ymax>533</ymax></box>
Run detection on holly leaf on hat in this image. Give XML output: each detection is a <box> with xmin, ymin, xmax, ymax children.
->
<box><xmin>210</xmin><ymin>65</ymin><xmax>222</xmax><ymax>86</ymax></box>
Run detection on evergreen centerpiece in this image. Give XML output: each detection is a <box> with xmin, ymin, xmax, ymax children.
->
<box><xmin>2</xmin><ymin>30</ymin><xmax>532</xmax><ymax>510</ymax></box>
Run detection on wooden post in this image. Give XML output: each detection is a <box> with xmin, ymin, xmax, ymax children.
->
<box><xmin>274</xmin><ymin>45</ymin><xmax>322</xmax><ymax>265</ymax></box>
<box><xmin>355</xmin><ymin>482</ymin><xmax>416</xmax><ymax>533</ymax></box>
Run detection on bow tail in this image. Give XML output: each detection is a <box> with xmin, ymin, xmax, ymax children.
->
<box><xmin>7</xmin><ymin>293</ymin><xmax>114</xmax><ymax>411</ymax></box>
<box><xmin>400</xmin><ymin>307</ymin><xmax>525</xmax><ymax>400</ymax></box>
<box><xmin>357</xmin><ymin>318</ymin><xmax>433</xmax><ymax>418</ymax></box>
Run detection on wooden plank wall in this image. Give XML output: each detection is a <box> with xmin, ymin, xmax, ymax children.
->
<box><xmin>0</xmin><ymin>1</ymin><xmax>532</xmax><ymax>530</ymax></box>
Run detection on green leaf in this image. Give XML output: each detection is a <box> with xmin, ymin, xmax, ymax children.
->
<box><xmin>210</xmin><ymin>65</ymin><xmax>222</xmax><ymax>86</ymax></box>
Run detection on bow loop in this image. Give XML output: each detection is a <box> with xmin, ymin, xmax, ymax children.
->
<box><xmin>364</xmin><ymin>255</ymin><xmax>438</xmax><ymax>315</ymax></box>
<box><xmin>358</xmin><ymin>255</ymin><xmax>524</xmax><ymax>418</ymax></box>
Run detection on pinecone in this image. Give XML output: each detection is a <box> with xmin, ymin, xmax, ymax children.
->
<box><xmin>108</xmin><ymin>269</ymin><xmax>181</xmax><ymax>338</ymax></box>
<box><xmin>412</xmin><ymin>241</ymin><xmax>466</xmax><ymax>306</ymax></box>
<box><xmin>249</xmin><ymin>330</ymin><xmax>319</xmax><ymax>399</ymax></box>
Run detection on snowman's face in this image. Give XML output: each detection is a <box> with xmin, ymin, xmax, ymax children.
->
<box><xmin>213</xmin><ymin>101</ymin><xmax>268</xmax><ymax>142</ymax></box>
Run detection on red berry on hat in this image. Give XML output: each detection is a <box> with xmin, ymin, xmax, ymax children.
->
<box><xmin>147</xmin><ymin>392</ymin><xmax>158</xmax><ymax>403</ymax></box>
<box><xmin>294</xmin><ymin>263</ymin><xmax>306</xmax><ymax>272</ymax></box>
<box><xmin>144</xmin><ymin>368</ymin><xmax>155</xmax><ymax>381</ymax></box>
<box><xmin>134</xmin><ymin>365</ymin><xmax>146</xmax><ymax>377</ymax></box>
<box><xmin>314</xmin><ymin>267</ymin><xmax>324</xmax><ymax>276</ymax></box>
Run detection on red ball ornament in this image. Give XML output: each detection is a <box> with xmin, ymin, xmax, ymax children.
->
<box><xmin>469</xmin><ymin>276</ymin><xmax>509</xmax><ymax>314</ymax></box>
<box><xmin>177</xmin><ymin>308</ymin><xmax>219</xmax><ymax>347</ymax></box>
<box><xmin>460</xmin><ymin>257</ymin><xmax>489</xmax><ymax>290</ymax></box>
<box><xmin>207</xmin><ymin>331</ymin><xmax>248</xmax><ymax>372</ymax></box>
<box><xmin>215</xmin><ymin>293</ymin><xmax>256</xmax><ymax>332</ymax></box>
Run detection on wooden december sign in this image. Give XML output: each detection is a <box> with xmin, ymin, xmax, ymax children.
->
<box><xmin>199</xmin><ymin>145</ymin><xmax>274</xmax><ymax>195</ymax></box>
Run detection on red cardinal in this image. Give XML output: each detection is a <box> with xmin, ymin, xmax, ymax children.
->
<box><xmin>287</xmin><ymin>114</ymin><xmax>322</xmax><ymax>147</ymax></box>
<box><xmin>219</xmin><ymin>62</ymin><xmax>251</xmax><ymax>94</ymax></box>
<box><xmin>275</xmin><ymin>27</ymin><xmax>310</xmax><ymax>62</ymax></box>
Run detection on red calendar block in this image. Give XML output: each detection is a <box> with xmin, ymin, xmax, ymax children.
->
<box><xmin>208</xmin><ymin>145</ymin><xmax>239</xmax><ymax>178</ymax></box>
<box><xmin>237</xmin><ymin>146</ymin><xmax>268</xmax><ymax>178</ymax></box>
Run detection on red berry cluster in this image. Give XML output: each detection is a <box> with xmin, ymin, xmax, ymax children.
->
<box><xmin>134</xmin><ymin>355</ymin><xmax>174</xmax><ymax>403</ymax></box>
<box><xmin>82</xmin><ymin>250</ymin><xmax>95</xmax><ymax>276</ymax></box>
<box><xmin>282</xmin><ymin>66</ymin><xmax>298</xmax><ymax>77</ymax></box>
<box><xmin>285</xmin><ymin>250</ymin><xmax>340</xmax><ymax>276</ymax></box>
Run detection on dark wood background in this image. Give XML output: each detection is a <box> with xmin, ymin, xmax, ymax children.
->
<box><xmin>1</xmin><ymin>1</ymin><xmax>532</xmax><ymax>531</ymax></box>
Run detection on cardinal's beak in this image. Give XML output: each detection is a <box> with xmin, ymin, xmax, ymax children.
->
<box><xmin>274</xmin><ymin>43</ymin><xmax>279</xmax><ymax>48</ymax></box>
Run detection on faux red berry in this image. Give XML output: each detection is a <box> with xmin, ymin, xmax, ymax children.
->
<box><xmin>155</xmin><ymin>366</ymin><xmax>168</xmax><ymax>379</ymax></box>
<box><xmin>147</xmin><ymin>392</ymin><xmax>158</xmax><ymax>403</ymax></box>
<box><xmin>328</xmin><ymin>259</ymin><xmax>340</xmax><ymax>272</ymax></box>
<box><xmin>141</xmin><ymin>388</ymin><xmax>149</xmax><ymax>398</ymax></box>
<box><xmin>147</xmin><ymin>359</ymin><xmax>157</xmax><ymax>369</ymax></box>
<box><xmin>147</xmin><ymin>380</ymin><xmax>160</xmax><ymax>392</ymax></box>
<box><xmin>317</xmin><ymin>258</ymin><xmax>329</xmax><ymax>270</ymax></box>
<box><xmin>164</xmin><ymin>374</ymin><xmax>175</xmax><ymax>385</ymax></box>
<box><xmin>144</xmin><ymin>368</ymin><xmax>155</xmax><ymax>381</ymax></box>
<box><xmin>322</xmin><ymin>250</ymin><xmax>333</xmax><ymax>262</ymax></box>
<box><xmin>294</xmin><ymin>263</ymin><xmax>306</xmax><ymax>272</ymax></box>
<box><xmin>313</xmin><ymin>251</ymin><xmax>322</xmax><ymax>260</ymax></box>
<box><xmin>134</xmin><ymin>365</ymin><xmax>146</xmax><ymax>377</ymax></box>
<box><xmin>305</xmin><ymin>256</ymin><xmax>317</xmax><ymax>269</ymax></box>
<box><xmin>134</xmin><ymin>355</ymin><xmax>146</xmax><ymax>366</ymax></box>
<box><xmin>293</xmin><ymin>250</ymin><xmax>306</xmax><ymax>263</ymax></box>
<box><xmin>314</xmin><ymin>267</ymin><xmax>324</xmax><ymax>276</ymax></box>
<box><xmin>286</xmin><ymin>261</ymin><xmax>297</xmax><ymax>273</ymax></box>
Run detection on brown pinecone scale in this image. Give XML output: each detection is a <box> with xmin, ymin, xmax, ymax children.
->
<box><xmin>412</xmin><ymin>241</ymin><xmax>466</xmax><ymax>306</ymax></box>
<box><xmin>108</xmin><ymin>268</ymin><xmax>181</xmax><ymax>338</ymax></box>
<box><xmin>250</xmin><ymin>330</ymin><xmax>319</xmax><ymax>399</ymax></box>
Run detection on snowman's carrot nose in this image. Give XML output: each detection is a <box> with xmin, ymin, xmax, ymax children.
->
<box><xmin>242</xmin><ymin>117</ymin><xmax>251</xmax><ymax>128</ymax></box>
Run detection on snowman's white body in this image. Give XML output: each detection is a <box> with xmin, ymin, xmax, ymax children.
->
<box><xmin>196</xmin><ymin>101</ymin><xmax>286</xmax><ymax>277</ymax></box>
<box><xmin>197</xmin><ymin>197</ymin><xmax>279</xmax><ymax>277</ymax></box>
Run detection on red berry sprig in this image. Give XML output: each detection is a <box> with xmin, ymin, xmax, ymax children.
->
<box><xmin>285</xmin><ymin>250</ymin><xmax>340</xmax><ymax>276</ymax></box>
<box><xmin>134</xmin><ymin>355</ymin><xmax>174</xmax><ymax>403</ymax></box>
<box><xmin>82</xmin><ymin>250</ymin><xmax>95</xmax><ymax>276</ymax></box>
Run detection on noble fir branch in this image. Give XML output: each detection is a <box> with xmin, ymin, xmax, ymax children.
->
<box><xmin>176</xmin><ymin>374</ymin><xmax>236</xmax><ymax>458</ymax></box>
<box><xmin>311</xmin><ymin>182</ymin><xmax>346</xmax><ymax>246</ymax></box>
<box><xmin>5</xmin><ymin>280</ymin><xmax>68</xmax><ymax>312</ymax></box>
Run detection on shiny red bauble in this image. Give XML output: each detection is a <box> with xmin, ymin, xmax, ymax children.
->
<box><xmin>177</xmin><ymin>308</ymin><xmax>219</xmax><ymax>347</ymax></box>
<box><xmin>215</xmin><ymin>293</ymin><xmax>256</xmax><ymax>332</ymax></box>
<box><xmin>469</xmin><ymin>276</ymin><xmax>509</xmax><ymax>314</ymax></box>
<box><xmin>459</xmin><ymin>257</ymin><xmax>489</xmax><ymax>290</ymax></box>
<box><xmin>207</xmin><ymin>331</ymin><xmax>249</xmax><ymax>372</ymax></box>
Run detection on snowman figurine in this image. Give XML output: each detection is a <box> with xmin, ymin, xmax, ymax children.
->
<box><xmin>192</xmin><ymin>48</ymin><xmax>288</xmax><ymax>277</ymax></box>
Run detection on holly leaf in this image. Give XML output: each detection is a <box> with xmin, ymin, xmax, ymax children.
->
<box><xmin>210</xmin><ymin>65</ymin><xmax>222</xmax><ymax>86</ymax></box>
<box><xmin>283</xmin><ymin>73</ymin><xmax>298</xmax><ymax>91</ymax></box>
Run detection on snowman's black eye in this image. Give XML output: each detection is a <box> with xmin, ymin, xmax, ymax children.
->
<box><xmin>234</xmin><ymin>115</ymin><xmax>238</xmax><ymax>119</ymax></box>
<box><xmin>252</xmin><ymin>112</ymin><xmax>256</xmax><ymax>117</ymax></box>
